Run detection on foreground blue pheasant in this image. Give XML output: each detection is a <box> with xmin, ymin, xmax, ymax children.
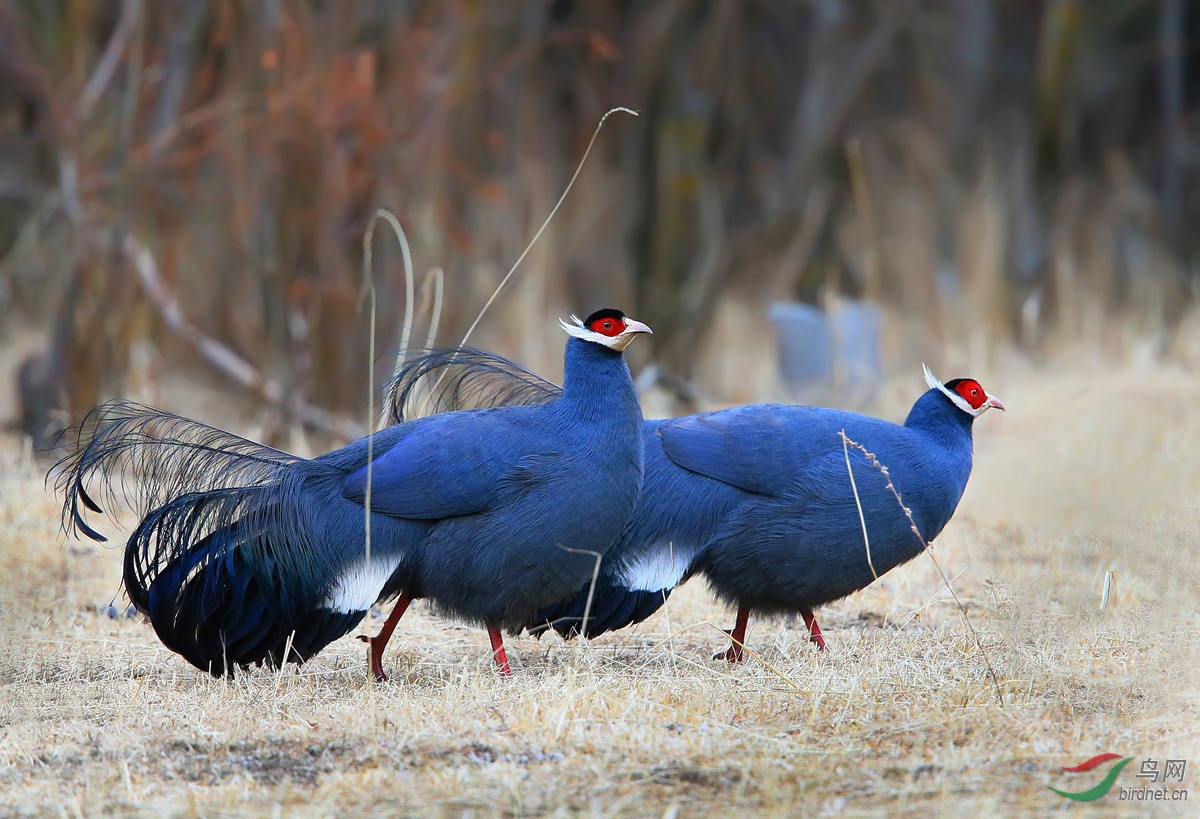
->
<box><xmin>379</xmin><ymin>350</ymin><xmax>1003</xmax><ymax>663</ymax></box>
<box><xmin>55</xmin><ymin>309</ymin><xmax>651</xmax><ymax>677</ymax></box>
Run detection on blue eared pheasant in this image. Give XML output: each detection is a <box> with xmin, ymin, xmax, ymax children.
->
<box><xmin>55</xmin><ymin>309</ymin><xmax>651</xmax><ymax>677</ymax></box>
<box><xmin>380</xmin><ymin>352</ymin><xmax>1003</xmax><ymax>663</ymax></box>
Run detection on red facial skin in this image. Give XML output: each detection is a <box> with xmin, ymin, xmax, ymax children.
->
<box><xmin>953</xmin><ymin>379</ymin><xmax>987</xmax><ymax>410</ymax></box>
<box><xmin>589</xmin><ymin>316</ymin><xmax>624</xmax><ymax>336</ymax></box>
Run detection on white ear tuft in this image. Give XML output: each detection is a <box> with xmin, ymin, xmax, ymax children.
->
<box><xmin>559</xmin><ymin>317</ymin><xmax>589</xmax><ymax>340</ymax></box>
<box><xmin>923</xmin><ymin>363</ymin><xmax>942</xmax><ymax>392</ymax></box>
<box><xmin>923</xmin><ymin>363</ymin><xmax>979</xmax><ymax>416</ymax></box>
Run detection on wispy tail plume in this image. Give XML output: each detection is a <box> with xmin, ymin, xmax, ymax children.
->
<box><xmin>386</xmin><ymin>347</ymin><xmax>562</xmax><ymax>425</ymax></box>
<box><xmin>50</xmin><ymin>402</ymin><xmax>370</xmax><ymax>676</ymax></box>
<box><xmin>52</xmin><ymin>400</ymin><xmax>299</xmax><ymax>542</ymax></box>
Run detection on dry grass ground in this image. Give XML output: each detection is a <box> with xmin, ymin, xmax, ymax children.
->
<box><xmin>1</xmin><ymin>354</ymin><xmax>1197</xmax><ymax>817</ymax></box>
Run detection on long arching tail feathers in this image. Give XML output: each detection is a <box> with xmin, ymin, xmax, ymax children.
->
<box><xmin>51</xmin><ymin>402</ymin><xmax>377</xmax><ymax>676</ymax></box>
<box><xmin>387</xmin><ymin>347</ymin><xmax>562</xmax><ymax>424</ymax></box>
<box><xmin>52</xmin><ymin>401</ymin><xmax>300</xmax><ymax>542</ymax></box>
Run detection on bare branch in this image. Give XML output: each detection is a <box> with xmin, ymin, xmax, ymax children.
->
<box><xmin>75</xmin><ymin>0</ymin><xmax>142</xmax><ymax>121</ymax></box>
<box><xmin>120</xmin><ymin>232</ymin><xmax>364</xmax><ymax>440</ymax></box>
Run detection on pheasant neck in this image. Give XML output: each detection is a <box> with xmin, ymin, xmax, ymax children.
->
<box><xmin>557</xmin><ymin>337</ymin><xmax>641</xmax><ymax>425</ymax></box>
<box><xmin>903</xmin><ymin>389</ymin><xmax>976</xmax><ymax>449</ymax></box>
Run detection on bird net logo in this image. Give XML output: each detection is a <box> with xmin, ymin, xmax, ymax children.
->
<box><xmin>1046</xmin><ymin>753</ymin><xmax>1189</xmax><ymax>803</ymax></box>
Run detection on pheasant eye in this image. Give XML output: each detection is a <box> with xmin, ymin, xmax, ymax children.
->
<box><xmin>589</xmin><ymin>317</ymin><xmax>624</xmax><ymax>336</ymax></box>
<box><xmin>954</xmin><ymin>380</ymin><xmax>987</xmax><ymax>409</ymax></box>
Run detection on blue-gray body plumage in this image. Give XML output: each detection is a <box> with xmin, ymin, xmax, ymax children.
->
<box><xmin>527</xmin><ymin>396</ymin><xmax>975</xmax><ymax>638</ymax></box>
<box><xmin>385</xmin><ymin>348</ymin><xmax>988</xmax><ymax>646</ymax></box>
<box><xmin>56</xmin><ymin>333</ymin><xmax>644</xmax><ymax>676</ymax></box>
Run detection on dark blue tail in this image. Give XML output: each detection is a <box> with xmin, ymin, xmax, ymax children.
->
<box><xmin>55</xmin><ymin>402</ymin><xmax>403</xmax><ymax>676</ymax></box>
<box><xmin>123</xmin><ymin>486</ymin><xmax>370</xmax><ymax>675</ymax></box>
<box><xmin>522</xmin><ymin>578</ymin><xmax>671</xmax><ymax>639</ymax></box>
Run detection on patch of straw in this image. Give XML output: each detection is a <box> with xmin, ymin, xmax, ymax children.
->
<box><xmin>839</xmin><ymin>430</ymin><xmax>1005</xmax><ymax>706</ymax></box>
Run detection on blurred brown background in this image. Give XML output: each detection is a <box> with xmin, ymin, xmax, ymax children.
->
<box><xmin>1</xmin><ymin>0</ymin><xmax>1197</xmax><ymax>450</ymax></box>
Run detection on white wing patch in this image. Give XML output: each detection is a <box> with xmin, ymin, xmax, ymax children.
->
<box><xmin>322</xmin><ymin>552</ymin><xmax>405</xmax><ymax>613</ymax></box>
<box><xmin>620</xmin><ymin>545</ymin><xmax>693</xmax><ymax>592</ymax></box>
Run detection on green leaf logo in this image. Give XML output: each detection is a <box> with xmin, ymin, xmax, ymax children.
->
<box><xmin>1047</xmin><ymin>754</ymin><xmax>1135</xmax><ymax>802</ymax></box>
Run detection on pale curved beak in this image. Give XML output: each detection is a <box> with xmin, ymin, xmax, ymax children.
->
<box><xmin>984</xmin><ymin>392</ymin><xmax>1005</xmax><ymax>412</ymax></box>
<box><xmin>621</xmin><ymin>318</ymin><xmax>653</xmax><ymax>336</ymax></box>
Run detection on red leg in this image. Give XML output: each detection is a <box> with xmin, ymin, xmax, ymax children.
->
<box><xmin>800</xmin><ymin>607</ymin><xmax>826</xmax><ymax>651</ymax></box>
<box><xmin>358</xmin><ymin>592</ymin><xmax>412</xmax><ymax>681</ymax></box>
<box><xmin>487</xmin><ymin>624</ymin><xmax>512</xmax><ymax>676</ymax></box>
<box><xmin>714</xmin><ymin>605</ymin><xmax>750</xmax><ymax>663</ymax></box>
